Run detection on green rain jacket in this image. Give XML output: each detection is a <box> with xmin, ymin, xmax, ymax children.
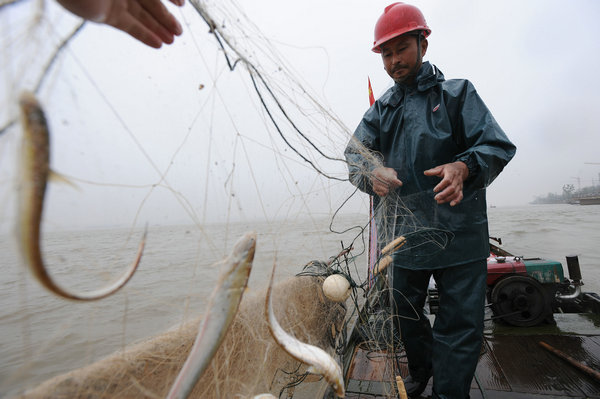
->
<box><xmin>345</xmin><ymin>61</ymin><xmax>516</xmax><ymax>269</ymax></box>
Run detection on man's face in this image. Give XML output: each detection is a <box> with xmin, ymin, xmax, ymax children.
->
<box><xmin>381</xmin><ymin>34</ymin><xmax>428</xmax><ymax>84</ymax></box>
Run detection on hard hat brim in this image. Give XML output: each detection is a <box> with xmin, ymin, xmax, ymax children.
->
<box><xmin>372</xmin><ymin>28</ymin><xmax>431</xmax><ymax>53</ymax></box>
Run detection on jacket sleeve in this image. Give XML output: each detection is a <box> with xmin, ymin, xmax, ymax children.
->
<box><xmin>448</xmin><ymin>80</ymin><xmax>516</xmax><ymax>189</ymax></box>
<box><xmin>344</xmin><ymin>106</ymin><xmax>383</xmax><ymax>195</ymax></box>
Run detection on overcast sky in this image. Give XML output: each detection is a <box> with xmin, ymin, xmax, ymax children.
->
<box><xmin>244</xmin><ymin>0</ymin><xmax>600</xmax><ymax>202</ymax></box>
<box><xmin>1</xmin><ymin>0</ymin><xmax>599</xmax><ymax>231</ymax></box>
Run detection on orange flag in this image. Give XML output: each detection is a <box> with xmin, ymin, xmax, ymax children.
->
<box><xmin>368</xmin><ymin>77</ymin><xmax>375</xmax><ymax>106</ymax></box>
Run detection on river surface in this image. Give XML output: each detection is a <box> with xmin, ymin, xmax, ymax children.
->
<box><xmin>1</xmin><ymin>204</ymin><xmax>599</xmax><ymax>397</ymax></box>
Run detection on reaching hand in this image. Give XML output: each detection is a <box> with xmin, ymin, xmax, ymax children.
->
<box><xmin>57</xmin><ymin>0</ymin><xmax>184</xmax><ymax>49</ymax></box>
<box><xmin>424</xmin><ymin>161</ymin><xmax>469</xmax><ymax>206</ymax></box>
<box><xmin>371</xmin><ymin>167</ymin><xmax>402</xmax><ymax>197</ymax></box>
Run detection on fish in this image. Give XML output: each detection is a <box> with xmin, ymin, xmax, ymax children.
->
<box><xmin>17</xmin><ymin>91</ymin><xmax>146</xmax><ymax>301</ymax></box>
<box><xmin>166</xmin><ymin>231</ymin><xmax>257</xmax><ymax>399</ymax></box>
<box><xmin>372</xmin><ymin>235</ymin><xmax>407</xmax><ymax>276</ymax></box>
<box><xmin>265</xmin><ymin>262</ymin><xmax>345</xmax><ymax>398</ymax></box>
<box><xmin>381</xmin><ymin>235</ymin><xmax>406</xmax><ymax>256</ymax></box>
<box><xmin>396</xmin><ymin>375</ymin><xmax>408</xmax><ymax>399</ymax></box>
<box><xmin>20</xmin><ymin>268</ymin><xmax>343</xmax><ymax>398</ymax></box>
<box><xmin>373</xmin><ymin>254</ymin><xmax>393</xmax><ymax>276</ymax></box>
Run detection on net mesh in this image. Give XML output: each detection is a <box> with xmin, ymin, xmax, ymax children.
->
<box><xmin>0</xmin><ymin>1</ymin><xmax>452</xmax><ymax>398</ymax></box>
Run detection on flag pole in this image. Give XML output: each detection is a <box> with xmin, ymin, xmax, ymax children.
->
<box><xmin>367</xmin><ymin>77</ymin><xmax>377</xmax><ymax>287</ymax></box>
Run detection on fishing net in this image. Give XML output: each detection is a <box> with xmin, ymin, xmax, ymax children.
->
<box><xmin>0</xmin><ymin>1</ymin><xmax>453</xmax><ymax>398</ymax></box>
<box><xmin>19</xmin><ymin>276</ymin><xmax>345</xmax><ymax>399</ymax></box>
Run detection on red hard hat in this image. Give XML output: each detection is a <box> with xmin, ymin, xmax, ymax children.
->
<box><xmin>372</xmin><ymin>2</ymin><xmax>431</xmax><ymax>53</ymax></box>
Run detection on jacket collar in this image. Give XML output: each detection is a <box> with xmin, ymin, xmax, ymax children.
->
<box><xmin>380</xmin><ymin>62</ymin><xmax>445</xmax><ymax>107</ymax></box>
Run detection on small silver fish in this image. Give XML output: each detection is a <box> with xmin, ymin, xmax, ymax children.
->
<box><xmin>265</xmin><ymin>263</ymin><xmax>345</xmax><ymax>398</ymax></box>
<box><xmin>166</xmin><ymin>231</ymin><xmax>256</xmax><ymax>399</ymax></box>
<box><xmin>17</xmin><ymin>91</ymin><xmax>146</xmax><ymax>301</ymax></box>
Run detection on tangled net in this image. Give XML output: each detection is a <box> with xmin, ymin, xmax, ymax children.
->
<box><xmin>1</xmin><ymin>1</ymin><xmax>453</xmax><ymax>398</ymax></box>
<box><xmin>19</xmin><ymin>275</ymin><xmax>346</xmax><ymax>398</ymax></box>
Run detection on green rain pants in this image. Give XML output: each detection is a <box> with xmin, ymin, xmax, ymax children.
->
<box><xmin>392</xmin><ymin>259</ymin><xmax>487</xmax><ymax>399</ymax></box>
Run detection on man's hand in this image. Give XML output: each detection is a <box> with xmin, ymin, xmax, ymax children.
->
<box><xmin>57</xmin><ymin>0</ymin><xmax>184</xmax><ymax>49</ymax></box>
<box><xmin>371</xmin><ymin>167</ymin><xmax>402</xmax><ymax>197</ymax></box>
<box><xmin>424</xmin><ymin>161</ymin><xmax>469</xmax><ymax>206</ymax></box>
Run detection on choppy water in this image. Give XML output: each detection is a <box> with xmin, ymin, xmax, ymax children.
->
<box><xmin>0</xmin><ymin>214</ymin><xmax>367</xmax><ymax>397</ymax></box>
<box><xmin>1</xmin><ymin>204</ymin><xmax>599</xmax><ymax>397</ymax></box>
<box><xmin>487</xmin><ymin>204</ymin><xmax>600</xmax><ymax>289</ymax></box>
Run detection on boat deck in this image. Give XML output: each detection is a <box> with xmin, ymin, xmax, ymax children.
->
<box><xmin>344</xmin><ymin>314</ymin><xmax>600</xmax><ymax>398</ymax></box>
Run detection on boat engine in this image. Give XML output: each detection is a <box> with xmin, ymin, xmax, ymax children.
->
<box><xmin>487</xmin><ymin>255</ymin><xmax>557</xmax><ymax>327</ymax></box>
<box><xmin>488</xmin><ymin>251</ymin><xmax>592</xmax><ymax>326</ymax></box>
<box><xmin>427</xmin><ymin>240</ymin><xmax>599</xmax><ymax>327</ymax></box>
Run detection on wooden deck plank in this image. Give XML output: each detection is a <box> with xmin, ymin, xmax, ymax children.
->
<box><xmin>539</xmin><ymin>335</ymin><xmax>600</xmax><ymax>397</ymax></box>
<box><xmin>345</xmin><ymin>345</ymin><xmax>400</xmax><ymax>398</ymax></box>
<box><xmin>346</xmin><ymin>345</ymin><xmax>397</xmax><ymax>382</ymax></box>
<box><xmin>343</xmin><ymin>318</ymin><xmax>600</xmax><ymax>398</ymax></box>
<box><xmin>347</xmin><ymin>347</ymin><xmax>383</xmax><ymax>381</ymax></box>
<box><xmin>484</xmin><ymin>334</ymin><xmax>599</xmax><ymax>397</ymax></box>
<box><xmin>473</xmin><ymin>339</ymin><xmax>512</xmax><ymax>391</ymax></box>
<box><xmin>589</xmin><ymin>335</ymin><xmax>600</xmax><ymax>350</ymax></box>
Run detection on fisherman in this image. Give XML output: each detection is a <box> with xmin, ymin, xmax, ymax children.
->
<box><xmin>344</xmin><ymin>3</ymin><xmax>516</xmax><ymax>398</ymax></box>
<box><xmin>56</xmin><ymin>0</ymin><xmax>184</xmax><ymax>49</ymax></box>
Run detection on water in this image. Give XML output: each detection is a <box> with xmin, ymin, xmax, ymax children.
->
<box><xmin>0</xmin><ymin>214</ymin><xmax>367</xmax><ymax>397</ymax></box>
<box><xmin>487</xmin><ymin>204</ymin><xmax>600</xmax><ymax>288</ymax></box>
<box><xmin>1</xmin><ymin>205</ymin><xmax>599</xmax><ymax>397</ymax></box>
